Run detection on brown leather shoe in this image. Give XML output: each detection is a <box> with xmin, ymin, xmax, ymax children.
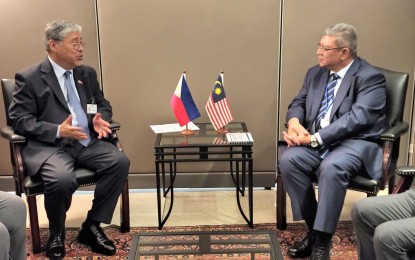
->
<box><xmin>77</xmin><ymin>223</ymin><xmax>116</xmax><ymax>256</ymax></box>
<box><xmin>45</xmin><ymin>231</ymin><xmax>66</xmax><ymax>260</ymax></box>
<box><xmin>288</xmin><ymin>232</ymin><xmax>315</xmax><ymax>258</ymax></box>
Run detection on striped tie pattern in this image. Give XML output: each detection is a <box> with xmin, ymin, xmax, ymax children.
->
<box><xmin>316</xmin><ymin>73</ymin><xmax>340</xmax><ymax>129</ymax></box>
<box><xmin>64</xmin><ymin>71</ymin><xmax>91</xmax><ymax>146</ymax></box>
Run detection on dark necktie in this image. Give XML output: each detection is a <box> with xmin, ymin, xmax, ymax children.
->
<box><xmin>316</xmin><ymin>73</ymin><xmax>340</xmax><ymax>129</ymax></box>
<box><xmin>64</xmin><ymin>71</ymin><xmax>90</xmax><ymax>146</ymax></box>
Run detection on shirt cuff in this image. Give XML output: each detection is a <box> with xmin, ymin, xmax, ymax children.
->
<box><xmin>315</xmin><ymin>132</ymin><xmax>323</xmax><ymax>145</ymax></box>
<box><xmin>56</xmin><ymin>125</ymin><xmax>61</xmax><ymax>138</ymax></box>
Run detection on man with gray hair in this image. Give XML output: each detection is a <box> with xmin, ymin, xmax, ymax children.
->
<box><xmin>279</xmin><ymin>23</ymin><xmax>389</xmax><ymax>259</ymax></box>
<box><xmin>9</xmin><ymin>20</ymin><xmax>130</xmax><ymax>259</ymax></box>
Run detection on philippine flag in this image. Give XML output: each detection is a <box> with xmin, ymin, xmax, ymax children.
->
<box><xmin>170</xmin><ymin>73</ymin><xmax>201</xmax><ymax>126</ymax></box>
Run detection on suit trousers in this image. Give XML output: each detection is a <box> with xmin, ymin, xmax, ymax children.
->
<box><xmin>351</xmin><ymin>189</ymin><xmax>415</xmax><ymax>260</ymax></box>
<box><xmin>279</xmin><ymin>144</ymin><xmax>361</xmax><ymax>234</ymax></box>
<box><xmin>39</xmin><ymin>138</ymin><xmax>130</xmax><ymax>232</ymax></box>
<box><xmin>0</xmin><ymin>191</ymin><xmax>27</xmax><ymax>260</ymax></box>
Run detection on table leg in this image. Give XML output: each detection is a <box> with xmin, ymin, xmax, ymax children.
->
<box><xmin>248</xmin><ymin>157</ymin><xmax>253</xmax><ymax>228</ymax></box>
<box><xmin>161</xmin><ymin>163</ymin><xmax>175</xmax><ymax>228</ymax></box>
<box><xmin>164</xmin><ymin>162</ymin><xmax>174</xmax><ymax>197</ymax></box>
<box><xmin>155</xmin><ymin>161</ymin><xmax>162</xmax><ymax>229</ymax></box>
<box><xmin>162</xmin><ymin>155</ymin><xmax>166</xmax><ymax>196</ymax></box>
<box><xmin>235</xmin><ymin>159</ymin><xmax>253</xmax><ymax>228</ymax></box>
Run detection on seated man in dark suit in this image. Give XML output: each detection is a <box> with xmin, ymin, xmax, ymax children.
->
<box><xmin>279</xmin><ymin>23</ymin><xmax>389</xmax><ymax>259</ymax></box>
<box><xmin>352</xmin><ymin>189</ymin><xmax>415</xmax><ymax>259</ymax></box>
<box><xmin>9</xmin><ymin>20</ymin><xmax>130</xmax><ymax>259</ymax></box>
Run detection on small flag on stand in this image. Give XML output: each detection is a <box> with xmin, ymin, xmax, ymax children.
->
<box><xmin>170</xmin><ymin>71</ymin><xmax>201</xmax><ymax>127</ymax></box>
<box><xmin>205</xmin><ymin>72</ymin><xmax>234</xmax><ymax>131</ymax></box>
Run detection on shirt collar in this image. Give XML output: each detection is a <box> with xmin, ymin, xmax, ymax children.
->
<box><xmin>331</xmin><ymin>59</ymin><xmax>354</xmax><ymax>79</ymax></box>
<box><xmin>48</xmin><ymin>56</ymin><xmax>73</xmax><ymax>79</ymax></box>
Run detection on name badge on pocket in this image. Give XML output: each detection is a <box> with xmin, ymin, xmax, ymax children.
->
<box><xmin>87</xmin><ymin>104</ymin><xmax>97</xmax><ymax>114</ymax></box>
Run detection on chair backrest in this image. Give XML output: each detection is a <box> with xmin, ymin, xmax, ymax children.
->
<box><xmin>1</xmin><ymin>79</ymin><xmax>16</xmax><ymax>126</ymax></box>
<box><xmin>376</xmin><ymin>67</ymin><xmax>409</xmax><ymax>127</ymax></box>
<box><xmin>376</xmin><ymin>67</ymin><xmax>409</xmax><ymax>187</ymax></box>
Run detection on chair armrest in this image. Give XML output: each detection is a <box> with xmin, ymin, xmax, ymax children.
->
<box><xmin>1</xmin><ymin>122</ymin><xmax>121</xmax><ymax>142</ymax></box>
<box><xmin>277</xmin><ymin>140</ymin><xmax>287</xmax><ymax>146</ymax></box>
<box><xmin>278</xmin><ymin>120</ymin><xmax>409</xmax><ymax>144</ymax></box>
<box><xmin>0</xmin><ymin>126</ymin><xmax>26</xmax><ymax>143</ymax></box>
<box><xmin>107</xmin><ymin>120</ymin><xmax>123</xmax><ymax>152</ymax></box>
<box><xmin>109</xmin><ymin>120</ymin><xmax>121</xmax><ymax>131</ymax></box>
<box><xmin>380</xmin><ymin>121</ymin><xmax>409</xmax><ymax>141</ymax></box>
<box><xmin>395</xmin><ymin>166</ymin><xmax>415</xmax><ymax>177</ymax></box>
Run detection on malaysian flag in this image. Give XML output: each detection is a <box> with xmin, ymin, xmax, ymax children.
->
<box><xmin>205</xmin><ymin>73</ymin><xmax>234</xmax><ymax>130</ymax></box>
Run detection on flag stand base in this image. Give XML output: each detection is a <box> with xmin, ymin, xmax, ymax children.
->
<box><xmin>216</xmin><ymin>127</ymin><xmax>229</xmax><ymax>135</ymax></box>
<box><xmin>180</xmin><ymin>129</ymin><xmax>195</xmax><ymax>136</ymax></box>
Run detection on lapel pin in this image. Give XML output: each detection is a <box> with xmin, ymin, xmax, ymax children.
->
<box><xmin>78</xmin><ymin>80</ymin><xmax>83</xmax><ymax>85</ymax></box>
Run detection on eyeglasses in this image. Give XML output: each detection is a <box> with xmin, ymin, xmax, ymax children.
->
<box><xmin>62</xmin><ymin>41</ymin><xmax>86</xmax><ymax>50</ymax></box>
<box><xmin>317</xmin><ymin>44</ymin><xmax>345</xmax><ymax>52</ymax></box>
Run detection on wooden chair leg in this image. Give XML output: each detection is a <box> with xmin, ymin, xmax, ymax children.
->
<box><xmin>388</xmin><ymin>175</ymin><xmax>396</xmax><ymax>194</ymax></box>
<box><xmin>14</xmin><ymin>178</ymin><xmax>21</xmax><ymax>197</ymax></box>
<box><xmin>120</xmin><ymin>180</ymin><xmax>130</xmax><ymax>233</ymax></box>
<box><xmin>276</xmin><ymin>174</ymin><xmax>287</xmax><ymax>230</ymax></box>
<box><xmin>27</xmin><ymin>195</ymin><xmax>41</xmax><ymax>253</ymax></box>
<box><xmin>392</xmin><ymin>176</ymin><xmax>414</xmax><ymax>194</ymax></box>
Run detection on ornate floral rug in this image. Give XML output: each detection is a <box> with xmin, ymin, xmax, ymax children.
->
<box><xmin>26</xmin><ymin>222</ymin><xmax>357</xmax><ymax>259</ymax></box>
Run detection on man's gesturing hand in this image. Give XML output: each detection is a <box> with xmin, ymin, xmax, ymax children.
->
<box><xmin>93</xmin><ymin>113</ymin><xmax>112</xmax><ymax>139</ymax></box>
<box><xmin>59</xmin><ymin>115</ymin><xmax>88</xmax><ymax>140</ymax></box>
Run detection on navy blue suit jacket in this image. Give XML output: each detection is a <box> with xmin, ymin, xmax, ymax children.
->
<box><xmin>286</xmin><ymin>58</ymin><xmax>390</xmax><ymax>179</ymax></box>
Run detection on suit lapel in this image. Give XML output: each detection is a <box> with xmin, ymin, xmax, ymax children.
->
<box><xmin>40</xmin><ymin>59</ymin><xmax>70</xmax><ymax>112</ymax></box>
<box><xmin>330</xmin><ymin>59</ymin><xmax>361</xmax><ymax>120</ymax></box>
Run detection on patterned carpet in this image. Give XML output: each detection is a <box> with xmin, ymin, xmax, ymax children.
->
<box><xmin>26</xmin><ymin>222</ymin><xmax>357</xmax><ymax>259</ymax></box>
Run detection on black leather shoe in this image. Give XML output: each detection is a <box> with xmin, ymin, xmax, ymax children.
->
<box><xmin>45</xmin><ymin>231</ymin><xmax>66</xmax><ymax>260</ymax></box>
<box><xmin>310</xmin><ymin>246</ymin><xmax>331</xmax><ymax>260</ymax></box>
<box><xmin>288</xmin><ymin>232</ymin><xmax>315</xmax><ymax>258</ymax></box>
<box><xmin>77</xmin><ymin>223</ymin><xmax>116</xmax><ymax>256</ymax></box>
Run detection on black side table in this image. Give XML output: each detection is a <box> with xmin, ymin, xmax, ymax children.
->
<box><xmin>154</xmin><ymin>122</ymin><xmax>254</xmax><ymax>229</ymax></box>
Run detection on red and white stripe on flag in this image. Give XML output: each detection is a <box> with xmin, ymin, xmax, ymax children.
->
<box><xmin>213</xmin><ymin>137</ymin><xmax>227</xmax><ymax>144</ymax></box>
<box><xmin>205</xmin><ymin>96</ymin><xmax>233</xmax><ymax>130</ymax></box>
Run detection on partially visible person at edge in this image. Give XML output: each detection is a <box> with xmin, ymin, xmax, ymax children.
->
<box><xmin>0</xmin><ymin>191</ymin><xmax>27</xmax><ymax>260</ymax></box>
<box><xmin>352</xmin><ymin>189</ymin><xmax>415</xmax><ymax>259</ymax></box>
<box><xmin>9</xmin><ymin>20</ymin><xmax>130</xmax><ymax>259</ymax></box>
<box><xmin>279</xmin><ymin>23</ymin><xmax>389</xmax><ymax>260</ymax></box>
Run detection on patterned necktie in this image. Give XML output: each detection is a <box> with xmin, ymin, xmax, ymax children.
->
<box><xmin>316</xmin><ymin>73</ymin><xmax>340</xmax><ymax>129</ymax></box>
<box><xmin>64</xmin><ymin>71</ymin><xmax>90</xmax><ymax>146</ymax></box>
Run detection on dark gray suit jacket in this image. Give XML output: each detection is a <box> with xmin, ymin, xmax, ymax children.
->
<box><xmin>9</xmin><ymin>58</ymin><xmax>113</xmax><ymax>176</ymax></box>
<box><xmin>286</xmin><ymin>58</ymin><xmax>390</xmax><ymax>179</ymax></box>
